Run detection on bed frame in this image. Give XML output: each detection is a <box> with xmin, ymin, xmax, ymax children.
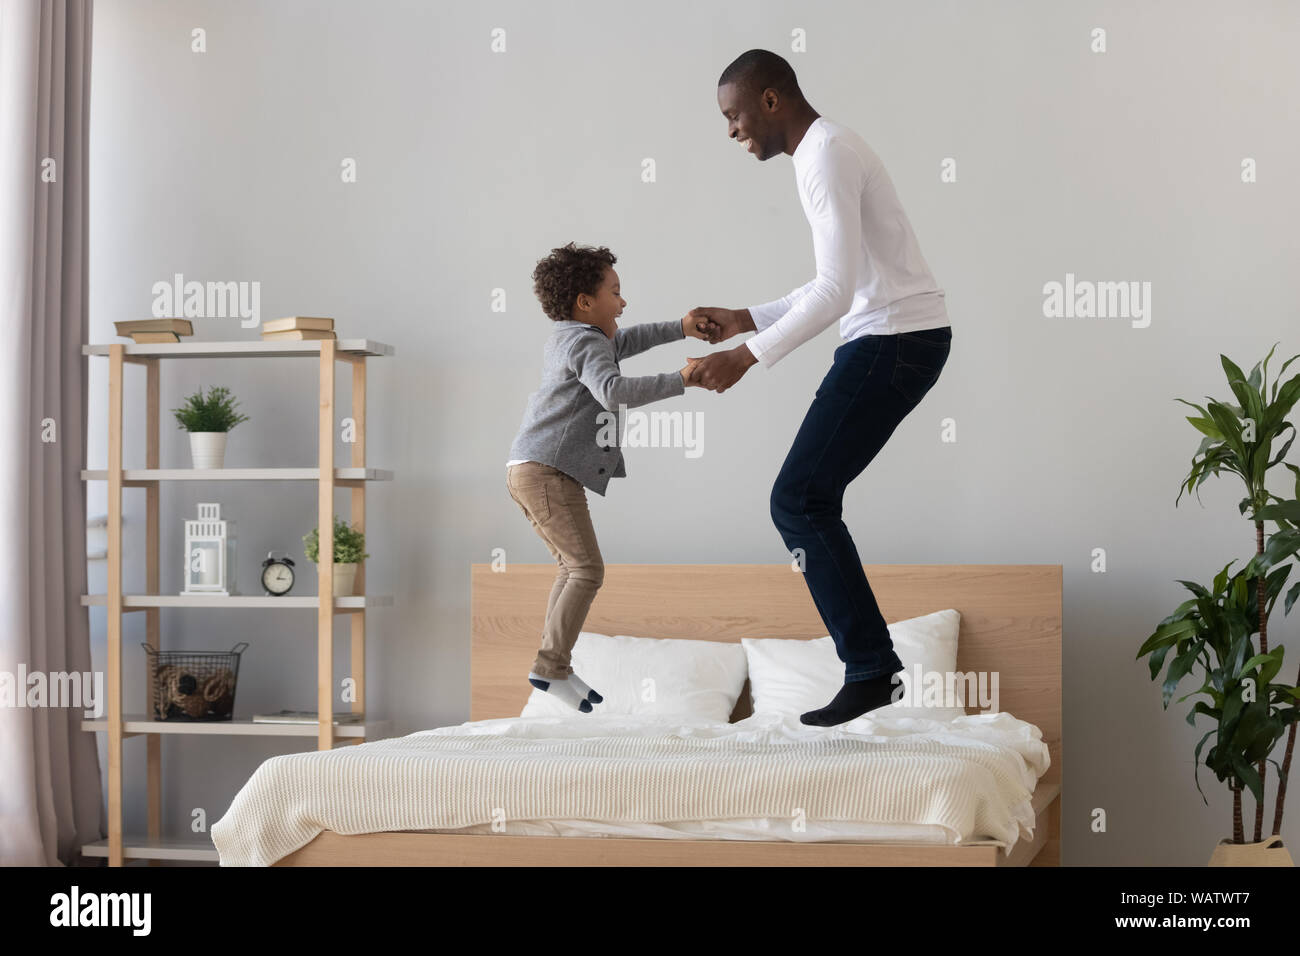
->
<box><xmin>275</xmin><ymin>563</ymin><xmax>1062</xmax><ymax>866</ymax></box>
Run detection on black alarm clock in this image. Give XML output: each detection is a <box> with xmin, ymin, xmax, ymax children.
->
<box><xmin>261</xmin><ymin>551</ymin><xmax>296</xmax><ymax>596</ymax></box>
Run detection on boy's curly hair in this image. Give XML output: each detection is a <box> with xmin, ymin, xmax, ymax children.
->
<box><xmin>532</xmin><ymin>242</ymin><xmax>616</xmax><ymax>322</ymax></box>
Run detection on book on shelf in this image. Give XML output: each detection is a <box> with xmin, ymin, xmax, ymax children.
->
<box><xmin>251</xmin><ymin>709</ymin><xmax>364</xmax><ymax>725</ymax></box>
<box><xmin>260</xmin><ymin>329</ymin><xmax>338</xmax><ymax>341</ymax></box>
<box><xmin>261</xmin><ymin>316</ymin><xmax>335</xmax><ymax>334</ymax></box>
<box><xmin>114</xmin><ymin>318</ymin><xmax>194</xmax><ymax>337</ymax></box>
<box><xmin>130</xmin><ymin>331</ymin><xmax>181</xmax><ymax>343</ymax></box>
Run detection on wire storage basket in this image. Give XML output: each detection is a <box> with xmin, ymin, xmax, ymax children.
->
<box><xmin>143</xmin><ymin>642</ymin><xmax>248</xmax><ymax>721</ymax></box>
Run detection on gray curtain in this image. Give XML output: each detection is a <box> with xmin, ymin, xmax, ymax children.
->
<box><xmin>0</xmin><ymin>0</ymin><xmax>102</xmax><ymax>866</ymax></box>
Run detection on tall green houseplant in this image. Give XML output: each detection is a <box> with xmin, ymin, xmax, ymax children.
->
<box><xmin>1139</xmin><ymin>344</ymin><xmax>1300</xmax><ymax>846</ymax></box>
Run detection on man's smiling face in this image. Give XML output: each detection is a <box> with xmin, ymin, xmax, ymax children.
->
<box><xmin>718</xmin><ymin>82</ymin><xmax>776</xmax><ymax>161</ymax></box>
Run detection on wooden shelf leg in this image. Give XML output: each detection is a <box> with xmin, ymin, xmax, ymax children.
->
<box><xmin>107</xmin><ymin>345</ymin><xmax>124</xmax><ymax>867</ymax></box>
<box><xmin>350</xmin><ymin>356</ymin><xmax>366</xmax><ymax>736</ymax></box>
<box><xmin>318</xmin><ymin>341</ymin><xmax>336</xmax><ymax>751</ymax></box>
<box><xmin>145</xmin><ymin>358</ymin><xmax>161</xmax><ymax>861</ymax></box>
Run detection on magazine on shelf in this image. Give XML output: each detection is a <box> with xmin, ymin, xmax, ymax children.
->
<box><xmin>251</xmin><ymin>709</ymin><xmax>364</xmax><ymax>725</ymax></box>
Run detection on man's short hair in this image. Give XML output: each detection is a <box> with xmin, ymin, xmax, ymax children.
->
<box><xmin>718</xmin><ymin>49</ymin><xmax>803</xmax><ymax>102</ymax></box>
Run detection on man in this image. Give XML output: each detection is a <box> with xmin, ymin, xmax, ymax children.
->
<box><xmin>689</xmin><ymin>49</ymin><xmax>952</xmax><ymax>727</ymax></box>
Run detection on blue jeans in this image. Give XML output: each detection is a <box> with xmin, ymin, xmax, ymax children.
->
<box><xmin>770</xmin><ymin>327</ymin><xmax>952</xmax><ymax>682</ymax></box>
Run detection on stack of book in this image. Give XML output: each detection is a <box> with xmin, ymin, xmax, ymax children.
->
<box><xmin>260</xmin><ymin>316</ymin><xmax>336</xmax><ymax>340</ymax></box>
<box><xmin>113</xmin><ymin>318</ymin><xmax>193</xmax><ymax>343</ymax></box>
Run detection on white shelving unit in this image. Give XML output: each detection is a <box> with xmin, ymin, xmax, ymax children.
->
<box><xmin>80</xmin><ymin>337</ymin><xmax>394</xmax><ymax>866</ymax></box>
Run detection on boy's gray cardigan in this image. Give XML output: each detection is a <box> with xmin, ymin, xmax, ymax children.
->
<box><xmin>509</xmin><ymin>318</ymin><xmax>686</xmax><ymax>495</ymax></box>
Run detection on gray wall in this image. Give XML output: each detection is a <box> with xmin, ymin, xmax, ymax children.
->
<box><xmin>85</xmin><ymin>0</ymin><xmax>1300</xmax><ymax>865</ymax></box>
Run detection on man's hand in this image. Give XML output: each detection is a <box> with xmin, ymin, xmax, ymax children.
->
<box><xmin>682</xmin><ymin>313</ymin><xmax>721</xmax><ymax>344</ymax></box>
<box><xmin>683</xmin><ymin>307</ymin><xmax>755</xmax><ymax>344</ymax></box>
<box><xmin>688</xmin><ymin>344</ymin><xmax>758</xmax><ymax>393</ymax></box>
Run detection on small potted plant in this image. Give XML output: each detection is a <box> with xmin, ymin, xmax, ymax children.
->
<box><xmin>303</xmin><ymin>517</ymin><xmax>369</xmax><ymax>597</ymax></box>
<box><xmin>172</xmin><ymin>385</ymin><xmax>250</xmax><ymax>469</ymax></box>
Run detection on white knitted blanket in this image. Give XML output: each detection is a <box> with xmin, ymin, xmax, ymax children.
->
<box><xmin>211</xmin><ymin>710</ymin><xmax>1050</xmax><ymax>865</ymax></box>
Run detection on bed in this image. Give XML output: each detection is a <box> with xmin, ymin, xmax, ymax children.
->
<box><xmin>212</xmin><ymin>563</ymin><xmax>1061</xmax><ymax>866</ymax></box>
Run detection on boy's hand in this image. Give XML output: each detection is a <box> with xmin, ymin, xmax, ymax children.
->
<box><xmin>683</xmin><ymin>307</ymin><xmax>753</xmax><ymax>344</ymax></box>
<box><xmin>679</xmin><ymin>357</ymin><xmax>705</xmax><ymax>387</ymax></box>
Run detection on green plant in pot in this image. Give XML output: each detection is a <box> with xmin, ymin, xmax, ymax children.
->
<box><xmin>1139</xmin><ymin>343</ymin><xmax>1300</xmax><ymax>865</ymax></box>
<box><xmin>1141</xmin><ymin>562</ymin><xmax>1298</xmax><ymax>864</ymax></box>
<box><xmin>303</xmin><ymin>517</ymin><xmax>369</xmax><ymax>597</ymax></box>
<box><xmin>172</xmin><ymin>385</ymin><xmax>250</xmax><ymax>469</ymax></box>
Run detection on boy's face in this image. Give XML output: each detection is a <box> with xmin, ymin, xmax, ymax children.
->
<box><xmin>577</xmin><ymin>267</ymin><xmax>626</xmax><ymax>332</ymax></box>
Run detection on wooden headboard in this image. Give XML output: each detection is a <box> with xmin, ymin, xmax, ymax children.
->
<box><xmin>470</xmin><ymin>564</ymin><xmax>1061</xmax><ymax>787</ymax></box>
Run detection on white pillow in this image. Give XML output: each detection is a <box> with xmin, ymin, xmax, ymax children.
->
<box><xmin>520</xmin><ymin>631</ymin><xmax>749</xmax><ymax>723</ymax></box>
<box><xmin>741</xmin><ymin>609</ymin><xmax>966</xmax><ymax>721</ymax></box>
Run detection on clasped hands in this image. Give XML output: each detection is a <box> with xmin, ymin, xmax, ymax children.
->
<box><xmin>677</xmin><ymin>307</ymin><xmax>759</xmax><ymax>393</ymax></box>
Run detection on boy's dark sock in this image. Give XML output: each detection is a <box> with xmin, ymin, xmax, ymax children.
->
<box><xmin>528</xmin><ymin>672</ymin><xmax>593</xmax><ymax>713</ymax></box>
<box><xmin>566</xmin><ymin>672</ymin><xmax>603</xmax><ymax>705</ymax></box>
<box><xmin>799</xmin><ymin>672</ymin><xmax>900</xmax><ymax>727</ymax></box>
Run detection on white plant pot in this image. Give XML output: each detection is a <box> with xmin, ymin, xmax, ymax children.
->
<box><xmin>189</xmin><ymin>432</ymin><xmax>228</xmax><ymax>469</ymax></box>
<box><xmin>1208</xmin><ymin>835</ymin><xmax>1294</xmax><ymax>867</ymax></box>
<box><xmin>332</xmin><ymin>563</ymin><xmax>358</xmax><ymax>597</ymax></box>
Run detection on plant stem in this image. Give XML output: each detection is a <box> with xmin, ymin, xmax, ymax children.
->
<box><xmin>1276</xmin><ymin>688</ymin><xmax>1296</xmax><ymax>836</ymax></box>
<box><xmin>1254</xmin><ymin>520</ymin><xmax>1267</xmax><ymax>842</ymax></box>
<box><xmin>1256</xmin><ymin>513</ymin><xmax>1294</xmax><ymax>837</ymax></box>
<box><xmin>1279</xmin><ymin>702</ymin><xmax>1300</xmax><ymax>837</ymax></box>
<box><xmin>1233</xmin><ymin>781</ymin><xmax>1244</xmax><ymax>843</ymax></box>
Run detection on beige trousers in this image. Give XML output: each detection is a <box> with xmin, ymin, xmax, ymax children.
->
<box><xmin>506</xmin><ymin>462</ymin><xmax>605</xmax><ymax>680</ymax></box>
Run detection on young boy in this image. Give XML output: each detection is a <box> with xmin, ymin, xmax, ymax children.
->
<box><xmin>506</xmin><ymin>242</ymin><xmax>717</xmax><ymax>711</ymax></box>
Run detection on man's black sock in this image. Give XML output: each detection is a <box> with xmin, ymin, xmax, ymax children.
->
<box><xmin>799</xmin><ymin>673</ymin><xmax>900</xmax><ymax>727</ymax></box>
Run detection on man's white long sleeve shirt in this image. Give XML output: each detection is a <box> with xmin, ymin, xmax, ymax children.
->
<box><xmin>745</xmin><ymin>117</ymin><xmax>950</xmax><ymax>368</ymax></box>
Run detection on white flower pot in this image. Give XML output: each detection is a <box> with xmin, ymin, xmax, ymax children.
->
<box><xmin>333</xmin><ymin>563</ymin><xmax>358</xmax><ymax>596</ymax></box>
<box><xmin>1208</xmin><ymin>835</ymin><xmax>1294</xmax><ymax>866</ymax></box>
<box><xmin>189</xmin><ymin>432</ymin><xmax>228</xmax><ymax>469</ymax></box>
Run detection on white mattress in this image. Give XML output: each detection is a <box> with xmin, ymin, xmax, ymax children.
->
<box><xmin>211</xmin><ymin>709</ymin><xmax>1050</xmax><ymax>865</ymax></box>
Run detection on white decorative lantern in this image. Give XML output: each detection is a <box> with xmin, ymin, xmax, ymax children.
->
<box><xmin>181</xmin><ymin>502</ymin><xmax>237</xmax><ymax>596</ymax></box>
